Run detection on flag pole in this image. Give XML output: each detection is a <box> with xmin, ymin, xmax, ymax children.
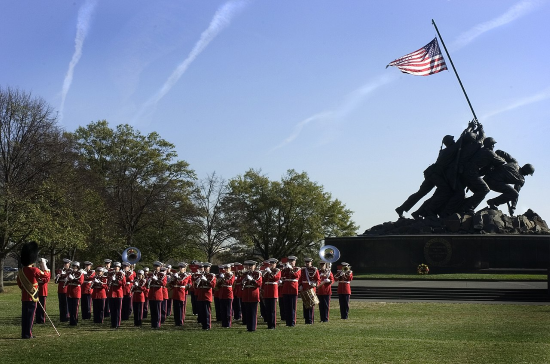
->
<box><xmin>432</xmin><ymin>19</ymin><xmax>478</xmax><ymax>121</ymax></box>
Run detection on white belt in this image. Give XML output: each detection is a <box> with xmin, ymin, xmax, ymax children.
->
<box><xmin>243</xmin><ymin>285</ymin><xmax>257</xmax><ymax>288</ymax></box>
<box><xmin>264</xmin><ymin>282</ymin><xmax>278</xmax><ymax>285</ymax></box>
<box><xmin>150</xmin><ymin>284</ymin><xmax>163</xmax><ymax>288</ymax></box>
<box><xmin>221</xmin><ymin>285</ymin><xmax>233</xmax><ymax>288</ymax></box>
<box><xmin>338</xmin><ymin>281</ymin><xmax>351</xmax><ymax>284</ymax></box>
<box><xmin>68</xmin><ymin>283</ymin><xmax>81</xmax><ymax>286</ymax></box>
<box><xmin>173</xmin><ymin>285</ymin><xmax>186</xmax><ymax>288</ymax></box>
<box><xmin>284</xmin><ymin>279</ymin><xmax>298</xmax><ymax>282</ymax></box>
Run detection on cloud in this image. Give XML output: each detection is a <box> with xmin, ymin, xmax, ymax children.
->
<box><xmin>451</xmin><ymin>0</ymin><xmax>542</xmax><ymax>51</ymax></box>
<box><xmin>272</xmin><ymin>74</ymin><xmax>397</xmax><ymax>151</ymax></box>
<box><xmin>134</xmin><ymin>0</ymin><xmax>247</xmax><ymax>123</ymax></box>
<box><xmin>482</xmin><ymin>87</ymin><xmax>550</xmax><ymax>120</ymax></box>
<box><xmin>59</xmin><ymin>0</ymin><xmax>97</xmax><ymax>122</ymax></box>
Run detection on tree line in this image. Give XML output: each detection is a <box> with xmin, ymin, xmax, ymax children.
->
<box><xmin>0</xmin><ymin>87</ymin><xmax>357</xmax><ymax>292</ymax></box>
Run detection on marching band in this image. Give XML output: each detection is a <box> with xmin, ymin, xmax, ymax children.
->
<box><xmin>17</xmin><ymin>245</ymin><xmax>354</xmax><ymax>337</ymax></box>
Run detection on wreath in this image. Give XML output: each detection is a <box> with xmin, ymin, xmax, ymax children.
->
<box><xmin>417</xmin><ymin>264</ymin><xmax>429</xmax><ymax>275</ymax></box>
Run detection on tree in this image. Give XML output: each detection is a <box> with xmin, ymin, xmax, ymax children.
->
<box><xmin>0</xmin><ymin>87</ymin><xmax>74</xmax><ymax>292</ymax></box>
<box><xmin>223</xmin><ymin>169</ymin><xmax>358</xmax><ymax>260</ymax></box>
<box><xmin>72</xmin><ymin>120</ymin><xmax>197</xmax><ymax>257</ymax></box>
<box><xmin>191</xmin><ymin>172</ymin><xmax>235</xmax><ymax>262</ymax></box>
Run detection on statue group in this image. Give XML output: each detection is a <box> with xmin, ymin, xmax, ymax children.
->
<box><xmin>395</xmin><ymin>120</ymin><xmax>535</xmax><ymax>220</ymax></box>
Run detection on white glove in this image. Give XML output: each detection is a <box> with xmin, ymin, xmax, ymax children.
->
<box><xmin>94</xmin><ymin>278</ymin><xmax>101</xmax><ymax>284</ymax></box>
<box><xmin>111</xmin><ymin>275</ymin><xmax>116</xmax><ymax>281</ymax></box>
<box><xmin>40</xmin><ymin>258</ymin><xmax>49</xmax><ymax>271</ymax></box>
<box><xmin>200</xmin><ymin>275</ymin><xmax>207</xmax><ymax>281</ymax></box>
<box><xmin>265</xmin><ymin>268</ymin><xmax>271</xmax><ymax>274</ymax></box>
<box><xmin>152</xmin><ymin>275</ymin><xmax>158</xmax><ymax>281</ymax></box>
<box><xmin>285</xmin><ymin>263</ymin><xmax>292</xmax><ymax>269</ymax></box>
<box><xmin>219</xmin><ymin>273</ymin><xmax>225</xmax><ymax>279</ymax></box>
<box><xmin>278</xmin><ymin>280</ymin><xmax>283</xmax><ymax>285</ymax></box>
<box><xmin>134</xmin><ymin>281</ymin><xmax>139</xmax><ymax>286</ymax></box>
<box><xmin>323</xmin><ymin>279</ymin><xmax>331</xmax><ymax>284</ymax></box>
<box><xmin>173</xmin><ymin>273</ymin><xmax>179</xmax><ymax>280</ymax></box>
<box><xmin>68</xmin><ymin>274</ymin><xmax>75</xmax><ymax>280</ymax></box>
<box><xmin>246</xmin><ymin>275</ymin><xmax>253</xmax><ymax>281</ymax></box>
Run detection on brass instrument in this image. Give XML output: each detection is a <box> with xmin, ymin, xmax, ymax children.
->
<box><xmin>122</xmin><ymin>247</ymin><xmax>141</xmax><ymax>265</ymax></box>
<box><xmin>319</xmin><ymin>245</ymin><xmax>341</xmax><ymax>263</ymax></box>
<box><xmin>334</xmin><ymin>265</ymin><xmax>352</xmax><ymax>280</ymax></box>
<box><xmin>131</xmin><ymin>278</ymin><xmax>147</xmax><ymax>294</ymax></box>
<box><xmin>108</xmin><ymin>270</ymin><xmax>124</xmax><ymax>288</ymax></box>
<box><xmin>63</xmin><ymin>269</ymin><xmax>85</xmax><ymax>288</ymax></box>
<box><xmin>54</xmin><ymin>267</ymin><xmax>70</xmax><ymax>284</ymax></box>
<box><xmin>241</xmin><ymin>269</ymin><xmax>261</xmax><ymax>290</ymax></box>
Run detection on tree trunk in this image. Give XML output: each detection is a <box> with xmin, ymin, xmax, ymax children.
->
<box><xmin>0</xmin><ymin>258</ymin><xmax>4</xmax><ymax>293</ymax></box>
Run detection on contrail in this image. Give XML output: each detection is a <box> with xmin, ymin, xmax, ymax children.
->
<box><xmin>451</xmin><ymin>0</ymin><xmax>542</xmax><ymax>51</ymax></box>
<box><xmin>271</xmin><ymin>74</ymin><xmax>397</xmax><ymax>151</ymax></box>
<box><xmin>482</xmin><ymin>87</ymin><xmax>550</xmax><ymax>120</ymax></box>
<box><xmin>59</xmin><ymin>0</ymin><xmax>97</xmax><ymax>122</ymax></box>
<box><xmin>134</xmin><ymin>0</ymin><xmax>247</xmax><ymax>123</ymax></box>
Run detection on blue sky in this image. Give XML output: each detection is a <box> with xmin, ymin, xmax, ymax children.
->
<box><xmin>2</xmin><ymin>0</ymin><xmax>549</xmax><ymax>232</ymax></box>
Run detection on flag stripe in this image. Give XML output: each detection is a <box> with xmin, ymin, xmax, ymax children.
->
<box><xmin>387</xmin><ymin>38</ymin><xmax>448</xmax><ymax>76</ymax></box>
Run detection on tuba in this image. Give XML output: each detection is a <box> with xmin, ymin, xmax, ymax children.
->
<box><xmin>122</xmin><ymin>247</ymin><xmax>141</xmax><ymax>265</ymax></box>
<box><xmin>319</xmin><ymin>245</ymin><xmax>341</xmax><ymax>263</ymax></box>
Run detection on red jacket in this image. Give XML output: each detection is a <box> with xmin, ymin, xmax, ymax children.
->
<box><xmin>91</xmin><ymin>276</ymin><xmax>109</xmax><ymax>299</ymax></box>
<box><xmin>66</xmin><ymin>271</ymin><xmax>85</xmax><ymax>299</ymax></box>
<box><xmin>82</xmin><ymin>270</ymin><xmax>96</xmax><ymax>295</ymax></box>
<box><xmin>55</xmin><ymin>267</ymin><xmax>71</xmax><ymax>294</ymax></box>
<box><xmin>218</xmin><ymin>273</ymin><xmax>235</xmax><ymax>300</ymax></box>
<box><xmin>241</xmin><ymin>271</ymin><xmax>262</xmax><ymax>303</ymax></box>
<box><xmin>336</xmin><ymin>270</ymin><xmax>353</xmax><ymax>295</ymax></box>
<box><xmin>299</xmin><ymin>267</ymin><xmax>320</xmax><ymax>292</ymax></box>
<box><xmin>170</xmin><ymin>272</ymin><xmax>191</xmax><ymax>301</ymax></box>
<box><xmin>281</xmin><ymin>267</ymin><xmax>301</xmax><ymax>295</ymax></box>
<box><xmin>37</xmin><ymin>270</ymin><xmax>51</xmax><ymax>297</ymax></box>
<box><xmin>123</xmin><ymin>271</ymin><xmax>136</xmax><ymax>296</ymax></box>
<box><xmin>17</xmin><ymin>267</ymin><xmax>45</xmax><ymax>302</ymax></box>
<box><xmin>195</xmin><ymin>273</ymin><xmax>216</xmax><ymax>302</ymax></box>
<box><xmin>108</xmin><ymin>271</ymin><xmax>126</xmax><ymax>298</ymax></box>
<box><xmin>316</xmin><ymin>270</ymin><xmax>334</xmax><ymax>296</ymax></box>
<box><xmin>261</xmin><ymin>268</ymin><xmax>281</xmax><ymax>299</ymax></box>
<box><xmin>147</xmin><ymin>272</ymin><xmax>167</xmax><ymax>301</ymax></box>
<box><xmin>131</xmin><ymin>277</ymin><xmax>149</xmax><ymax>303</ymax></box>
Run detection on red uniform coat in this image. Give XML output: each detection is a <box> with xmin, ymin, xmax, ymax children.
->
<box><xmin>336</xmin><ymin>270</ymin><xmax>353</xmax><ymax>295</ymax></box>
<box><xmin>261</xmin><ymin>268</ymin><xmax>281</xmax><ymax>299</ymax></box>
<box><xmin>131</xmin><ymin>278</ymin><xmax>149</xmax><ymax>303</ymax></box>
<box><xmin>91</xmin><ymin>276</ymin><xmax>109</xmax><ymax>299</ymax></box>
<box><xmin>108</xmin><ymin>272</ymin><xmax>126</xmax><ymax>298</ymax></box>
<box><xmin>233</xmin><ymin>274</ymin><xmax>243</xmax><ymax>299</ymax></box>
<box><xmin>299</xmin><ymin>267</ymin><xmax>320</xmax><ymax>292</ymax></box>
<box><xmin>82</xmin><ymin>270</ymin><xmax>96</xmax><ymax>295</ymax></box>
<box><xmin>17</xmin><ymin>267</ymin><xmax>45</xmax><ymax>301</ymax></box>
<box><xmin>195</xmin><ymin>273</ymin><xmax>216</xmax><ymax>302</ymax></box>
<box><xmin>170</xmin><ymin>273</ymin><xmax>191</xmax><ymax>301</ymax></box>
<box><xmin>123</xmin><ymin>271</ymin><xmax>136</xmax><ymax>296</ymax></box>
<box><xmin>218</xmin><ymin>273</ymin><xmax>235</xmax><ymax>300</ymax></box>
<box><xmin>37</xmin><ymin>270</ymin><xmax>51</xmax><ymax>297</ymax></box>
<box><xmin>281</xmin><ymin>267</ymin><xmax>301</xmax><ymax>295</ymax></box>
<box><xmin>316</xmin><ymin>270</ymin><xmax>334</xmax><ymax>296</ymax></box>
<box><xmin>147</xmin><ymin>272</ymin><xmax>167</xmax><ymax>301</ymax></box>
<box><xmin>241</xmin><ymin>271</ymin><xmax>262</xmax><ymax>303</ymax></box>
<box><xmin>66</xmin><ymin>271</ymin><xmax>85</xmax><ymax>299</ymax></box>
<box><xmin>55</xmin><ymin>268</ymin><xmax>70</xmax><ymax>294</ymax></box>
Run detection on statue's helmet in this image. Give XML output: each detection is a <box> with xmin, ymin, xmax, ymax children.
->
<box><xmin>483</xmin><ymin>137</ymin><xmax>497</xmax><ymax>147</ymax></box>
<box><xmin>521</xmin><ymin>164</ymin><xmax>535</xmax><ymax>176</ymax></box>
<box><xmin>442</xmin><ymin>135</ymin><xmax>454</xmax><ymax>146</ymax></box>
<box><xmin>463</xmin><ymin>132</ymin><xmax>477</xmax><ymax>143</ymax></box>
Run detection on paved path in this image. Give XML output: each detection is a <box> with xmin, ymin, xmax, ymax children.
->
<box><xmin>351</xmin><ymin>279</ymin><xmax>547</xmax><ymax>290</ymax></box>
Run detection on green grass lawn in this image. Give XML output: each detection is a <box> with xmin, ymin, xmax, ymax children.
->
<box><xmin>353</xmin><ymin>273</ymin><xmax>547</xmax><ymax>281</ymax></box>
<box><xmin>1</xmin><ymin>282</ymin><xmax>549</xmax><ymax>363</ymax></box>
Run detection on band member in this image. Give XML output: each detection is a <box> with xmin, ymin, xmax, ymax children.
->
<box><xmin>232</xmin><ymin>262</ymin><xmax>243</xmax><ymax>321</ymax></box>
<box><xmin>281</xmin><ymin>255</ymin><xmax>301</xmax><ymax>327</ymax></box>
<box><xmin>81</xmin><ymin>261</ymin><xmax>95</xmax><ymax>320</ymax></box>
<box><xmin>66</xmin><ymin>261</ymin><xmax>85</xmax><ymax>326</ymax></box>
<box><xmin>17</xmin><ymin>242</ymin><xmax>46</xmax><ymax>339</ymax></box>
<box><xmin>121</xmin><ymin>262</ymin><xmax>135</xmax><ymax>320</ymax></box>
<box><xmin>277</xmin><ymin>261</ymin><xmax>285</xmax><ymax>321</ymax></box>
<box><xmin>160</xmin><ymin>266</ymin><xmax>169</xmax><ymax>323</ymax></box>
<box><xmin>35</xmin><ymin>258</ymin><xmax>51</xmax><ymax>325</ymax></box>
<box><xmin>188</xmin><ymin>261</ymin><xmax>199</xmax><ymax>317</ymax></box>
<box><xmin>317</xmin><ymin>261</ymin><xmax>334</xmax><ymax>322</ymax></box>
<box><xmin>336</xmin><ymin>262</ymin><xmax>353</xmax><ymax>319</ymax></box>
<box><xmin>214</xmin><ymin>264</ymin><xmax>224</xmax><ymax>322</ymax></box>
<box><xmin>171</xmin><ymin>262</ymin><xmax>190</xmax><ymax>327</ymax></box>
<box><xmin>299</xmin><ymin>257</ymin><xmax>320</xmax><ymax>324</ymax></box>
<box><xmin>131</xmin><ymin>270</ymin><xmax>148</xmax><ymax>326</ymax></box>
<box><xmin>262</xmin><ymin>258</ymin><xmax>281</xmax><ymax>329</ymax></box>
<box><xmin>103</xmin><ymin>258</ymin><xmax>112</xmax><ymax>317</ymax></box>
<box><xmin>258</xmin><ymin>260</ymin><xmax>269</xmax><ymax>321</ymax></box>
<box><xmin>195</xmin><ymin>262</ymin><xmax>216</xmax><ymax>330</ymax></box>
<box><xmin>165</xmin><ymin>265</ymin><xmax>173</xmax><ymax>318</ymax></box>
<box><xmin>91</xmin><ymin>267</ymin><xmax>108</xmax><ymax>323</ymax></box>
<box><xmin>108</xmin><ymin>262</ymin><xmax>126</xmax><ymax>329</ymax></box>
<box><xmin>241</xmin><ymin>260</ymin><xmax>262</xmax><ymax>332</ymax></box>
<box><xmin>218</xmin><ymin>263</ymin><xmax>235</xmax><ymax>328</ymax></box>
<box><xmin>147</xmin><ymin>261</ymin><xmax>166</xmax><ymax>329</ymax></box>
<box><xmin>55</xmin><ymin>258</ymin><xmax>71</xmax><ymax>322</ymax></box>
<box><xmin>143</xmin><ymin>266</ymin><xmax>150</xmax><ymax>318</ymax></box>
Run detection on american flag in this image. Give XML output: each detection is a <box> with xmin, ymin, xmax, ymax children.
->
<box><xmin>386</xmin><ymin>38</ymin><xmax>448</xmax><ymax>76</ymax></box>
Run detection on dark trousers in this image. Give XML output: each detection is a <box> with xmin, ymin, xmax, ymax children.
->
<box><xmin>460</xmin><ymin>172</ymin><xmax>490</xmax><ymax>212</ymax></box>
<box><xmin>133</xmin><ymin>301</ymin><xmax>144</xmax><ymax>326</ymax></box>
<box><xmin>303</xmin><ymin>304</ymin><xmax>314</xmax><ymax>324</ymax></box>
<box><xmin>166</xmin><ymin>298</ymin><xmax>172</xmax><ymax>316</ymax></box>
<box><xmin>283</xmin><ymin>294</ymin><xmax>297</xmax><ymax>326</ymax></box>
<box><xmin>81</xmin><ymin>294</ymin><xmax>92</xmax><ymax>320</ymax></box>
<box><xmin>173</xmin><ymin>299</ymin><xmax>185</xmax><ymax>326</ymax></box>
<box><xmin>67</xmin><ymin>297</ymin><xmax>80</xmax><ymax>326</ymax></box>
<box><xmin>143</xmin><ymin>298</ymin><xmax>149</xmax><ymax>318</ymax></box>
<box><xmin>263</xmin><ymin>297</ymin><xmax>277</xmax><ymax>329</ymax></box>
<box><xmin>121</xmin><ymin>295</ymin><xmax>132</xmax><ymax>320</ymax></box>
<box><xmin>161</xmin><ymin>299</ymin><xmax>167</xmax><ymax>323</ymax></box>
<box><xmin>190</xmin><ymin>291</ymin><xmax>197</xmax><ymax>315</ymax></box>
<box><xmin>485</xmin><ymin>178</ymin><xmax>519</xmax><ymax>207</ymax></box>
<box><xmin>150</xmin><ymin>300</ymin><xmax>162</xmax><ymax>328</ymax></box>
<box><xmin>104</xmin><ymin>297</ymin><xmax>111</xmax><ymax>317</ymax></box>
<box><xmin>242</xmin><ymin>302</ymin><xmax>258</xmax><ymax>331</ymax></box>
<box><xmin>279</xmin><ymin>295</ymin><xmax>286</xmax><ymax>321</ymax></box>
<box><xmin>92</xmin><ymin>298</ymin><xmax>105</xmax><ymax>323</ymax></box>
<box><xmin>318</xmin><ymin>294</ymin><xmax>330</xmax><ymax>322</ymax></box>
<box><xmin>197</xmin><ymin>300</ymin><xmax>211</xmax><ymax>330</ymax></box>
<box><xmin>214</xmin><ymin>296</ymin><xmax>221</xmax><ymax>321</ymax></box>
<box><xmin>58</xmin><ymin>292</ymin><xmax>69</xmax><ymax>322</ymax></box>
<box><xmin>21</xmin><ymin>301</ymin><xmax>36</xmax><ymax>339</ymax></box>
<box><xmin>339</xmin><ymin>294</ymin><xmax>350</xmax><ymax>319</ymax></box>
<box><xmin>35</xmin><ymin>296</ymin><xmax>46</xmax><ymax>324</ymax></box>
<box><xmin>259</xmin><ymin>299</ymin><xmax>266</xmax><ymax>320</ymax></box>
<box><xmin>232</xmin><ymin>297</ymin><xmax>242</xmax><ymax>320</ymax></box>
<box><xmin>109</xmin><ymin>297</ymin><xmax>122</xmax><ymax>328</ymax></box>
<box><xmin>220</xmin><ymin>298</ymin><xmax>233</xmax><ymax>328</ymax></box>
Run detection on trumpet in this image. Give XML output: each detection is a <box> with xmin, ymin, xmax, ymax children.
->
<box><xmin>334</xmin><ymin>265</ymin><xmax>352</xmax><ymax>280</ymax></box>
